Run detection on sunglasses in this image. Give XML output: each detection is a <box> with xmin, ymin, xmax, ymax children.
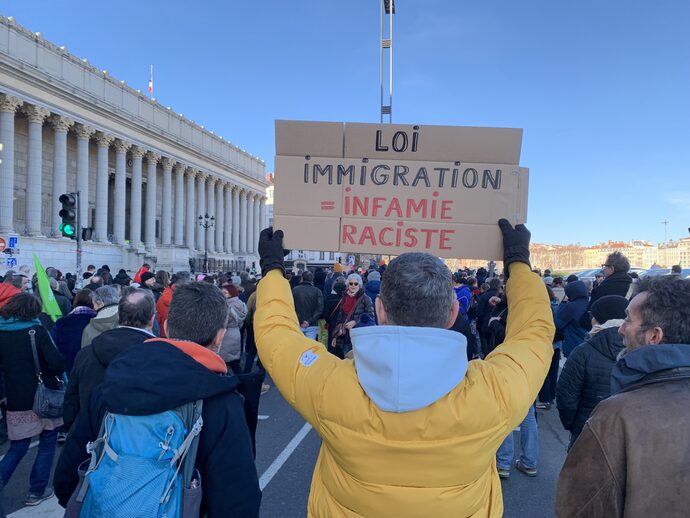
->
<box><xmin>348</xmin><ymin>282</ymin><xmax>360</xmax><ymax>286</ymax></box>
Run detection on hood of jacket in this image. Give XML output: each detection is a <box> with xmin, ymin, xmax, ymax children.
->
<box><xmin>0</xmin><ymin>317</ymin><xmax>41</xmax><ymax>331</ymax></box>
<box><xmin>0</xmin><ymin>283</ymin><xmax>21</xmax><ymax>307</ymax></box>
<box><xmin>586</xmin><ymin>325</ymin><xmax>625</xmax><ymax>362</ymax></box>
<box><xmin>565</xmin><ymin>280</ymin><xmax>588</xmax><ymax>301</ymax></box>
<box><xmin>102</xmin><ymin>338</ymin><xmax>236</xmax><ymax>415</ymax></box>
<box><xmin>351</xmin><ymin>325</ymin><xmax>468</xmax><ymax>413</ymax></box>
<box><xmin>611</xmin><ymin>343</ymin><xmax>690</xmax><ymax>394</ymax></box>
<box><xmin>91</xmin><ymin>326</ymin><xmax>154</xmax><ymax>367</ymax></box>
<box><xmin>364</xmin><ymin>280</ymin><xmax>380</xmax><ymax>298</ymax></box>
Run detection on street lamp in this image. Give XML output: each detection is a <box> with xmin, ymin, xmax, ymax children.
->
<box><xmin>198</xmin><ymin>213</ymin><xmax>215</xmax><ymax>273</ymax></box>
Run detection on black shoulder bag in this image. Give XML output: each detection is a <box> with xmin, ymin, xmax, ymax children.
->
<box><xmin>30</xmin><ymin>329</ymin><xmax>65</xmax><ymax>419</ymax></box>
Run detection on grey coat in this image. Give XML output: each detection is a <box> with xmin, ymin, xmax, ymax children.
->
<box><xmin>219</xmin><ymin>297</ymin><xmax>247</xmax><ymax>363</ymax></box>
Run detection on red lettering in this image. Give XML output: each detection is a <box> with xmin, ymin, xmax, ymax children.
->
<box><xmin>406</xmin><ymin>198</ymin><xmax>427</xmax><ymax>219</ymax></box>
<box><xmin>420</xmin><ymin>228</ymin><xmax>438</xmax><ymax>249</ymax></box>
<box><xmin>359</xmin><ymin>226</ymin><xmax>376</xmax><ymax>245</ymax></box>
<box><xmin>439</xmin><ymin>229</ymin><xmax>454</xmax><ymax>250</ymax></box>
<box><xmin>372</xmin><ymin>197</ymin><xmax>386</xmax><ymax>217</ymax></box>
<box><xmin>342</xmin><ymin>224</ymin><xmax>356</xmax><ymax>244</ymax></box>
<box><xmin>353</xmin><ymin>197</ymin><xmax>368</xmax><ymax>216</ymax></box>
<box><xmin>379</xmin><ymin>227</ymin><xmax>394</xmax><ymax>246</ymax></box>
<box><xmin>441</xmin><ymin>200</ymin><xmax>453</xmax><ymax>220</ymax></box>
<box><xmin>385</xmin><ymin>198</ymin><xmax>403</xmax><ymax>218</ymax></box>
<box><xmin>404</xmin><ymin>227</ymin><xmax>418</xmax><ymax>248</ymax></box>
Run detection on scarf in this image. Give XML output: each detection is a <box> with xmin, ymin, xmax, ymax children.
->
<box><xmin>589</xmin><ymin>318</ymin><xmax>625</xmax><ymax>336</ymax></box>
<box><xmin>343</xmin><ymin>289</ymin><xmax>363</xmax><ymax>316</ymax></box>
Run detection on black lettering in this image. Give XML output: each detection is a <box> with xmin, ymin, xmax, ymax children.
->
<box><xmin>360</xmin><ymin>165</ymin><xmax>368</xmax><ymax>185</ymax></box>
<box><xmin>392</xmin><ymin>131</ymin><xmax>408</xmax><ymax>152</ymax></box>
<box><xmin>337</xmin><ymin>164</ymin><xmax>355</xmax><ymax>185</ymax></box>
<box><xmin>434</xmin><ymin>167</ymin><xmax>449</xmax><ymax>188</ymax></box>
<box><xmin>393</xmin><ymin>165</ymin><xmax>409</xmax><ymax>186</ymax></box>
<box><xmin>411</xmin><ymin>126</ymin><xmax>419</xmax><ymax>152</ymax></box>
<box><xmin>451</xmin><ymin>168</ymin><xmax>460</xmax><ymax>188</ymax></box>
<box><xmin>411</xmin><ymin>167</ymin><xmax>430</xmax><ymax>187</ymax></box>
<box><xmin>375</xmin><ymin>130</ymin><xmax>389</xmax><ymax>151</ymax></box>
<box><xmin>313</xmin><ymin>164</ymin><xmax>333</xmax><ymax>184</ymax></box>
<box><xmin>371</xmin><ymin>164</ymin><xmax>390</xmax><ymax>185</ymax></box>
<box><xmin>462</xmin><ymin>168</ymin><xmax>479</xmax><ymax>189</ymax></box>
<box><xmin>482</xmin><ymin>169</ymin><xmax>502</xmax><ymax>190</ymax></box>
<box><xmin>304</xmin><ymin>162</ymin><xmax>309</xmax><ymax>183</ymax></box>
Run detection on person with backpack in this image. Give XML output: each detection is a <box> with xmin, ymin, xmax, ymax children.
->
<box><xmin>54</xmin><ymin>281</ymin><xmax>261</xmax><ymax>516</ymax></box>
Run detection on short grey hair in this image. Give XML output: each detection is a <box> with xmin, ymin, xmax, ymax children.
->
<box><xmin>94</xmin><ymin>285</ymin><xmax>120</xmax><ymax>306</ymax></box>
<box><xmin>379</xmin><ymin>252</ymin><xmax>454</xmax><ymax>328</ymax></box>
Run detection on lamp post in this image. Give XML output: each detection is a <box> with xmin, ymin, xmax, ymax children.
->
<box><xmin>198</xmin><ymin>213</ymin><xmax>215</xmax><ymax>273</ymax></box>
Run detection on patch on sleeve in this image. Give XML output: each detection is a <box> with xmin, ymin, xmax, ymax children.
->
<box><xmin>300</xmin><ymin>349</ymin><xmax>319</xmax><ymax>367</ymax></box>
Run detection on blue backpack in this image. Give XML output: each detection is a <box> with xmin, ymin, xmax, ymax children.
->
<box><xmin>73</xmin><ymin>401</ymin><xmax>203</xmax><ymax>518</ymax></box>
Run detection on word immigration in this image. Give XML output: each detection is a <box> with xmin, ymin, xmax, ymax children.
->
<box><xmin>303</xmin><ymin>161</ymin><xmax>503</xmax><ymax>190</ymax></box>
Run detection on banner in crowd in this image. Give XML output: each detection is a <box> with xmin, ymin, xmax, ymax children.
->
<box><xmin>273</xmin><ymin>121</ymin><xmax>529</xmax><ymax>259</ymax></box>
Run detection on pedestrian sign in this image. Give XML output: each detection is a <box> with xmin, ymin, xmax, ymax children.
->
<box><xmin>6</xmin><ymin>257</ymin><xmax>17</xmax><ymax>269</ymax></box>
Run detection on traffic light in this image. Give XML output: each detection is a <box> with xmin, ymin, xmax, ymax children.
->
<box><xmin>59</xmin><ymin>193</ymin><xmax>77</xmax><ymax>239</ymax></box>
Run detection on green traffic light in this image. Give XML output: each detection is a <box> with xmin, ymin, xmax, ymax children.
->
<box><xmin>59</xmin><ymin>223</ymin><xmax>76</xmax><ymax>236</ymax></box>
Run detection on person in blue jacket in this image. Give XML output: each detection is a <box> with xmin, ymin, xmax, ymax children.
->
<box><xmin>554</xmin><ymin>280</ymin><xmax>589</xmax><ymax>357</ymax></box>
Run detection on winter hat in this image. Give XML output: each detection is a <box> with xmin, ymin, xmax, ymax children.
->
<box><xmin>566</xmin><ymin>274</ymin><xmax>579</xmax><ymax>283</ymax></box>
<box><xmin>543</xmin><ymin>276</ymin><xmax>554</xmax><ymax>286</ymax></box>
<box><xmin>221</xmin><ymin>283</ymin><xmax>239</xmax><ymax>298</ymax></box>
<box><xmin>367</xmin><ymin>271</ymin><xmax>381</xmax><ymax>282</ymax></box>
<box><xmin>231</xmin><ymin>275</ymin><xmax>242</xmax><ymax>286</ymax></box>
<box><xmin>140</xmin><ymin>271</ymin><xmax>156</xmax><ymax>284</ymax></box>
<box><xmin>333</xmin><ymin>262</ymin><xmax>344</xmax><ymax>273</ymax></box>
<box><xmin>591</xmin><ymin>295</ymin><xmax>629</xmax><ymax>325</ymax></box>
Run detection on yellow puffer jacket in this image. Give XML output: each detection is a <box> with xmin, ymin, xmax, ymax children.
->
<box><xmin>255</xmin><ymin>263</ymin><xmax>554</xmax><ymax>517</ymax></box>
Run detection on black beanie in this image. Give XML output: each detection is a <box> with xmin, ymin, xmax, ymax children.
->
<box><xmin>591</xmin><ymin>295</ymin><xmax>629</xmax><ymax>325</ymax></box>
<box><xmin>140</xmin><ymin>271</ymin><xmax>156</xmax><ymax>284</ymax></box>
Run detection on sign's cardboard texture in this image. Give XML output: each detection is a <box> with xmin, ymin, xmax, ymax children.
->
<box><xmin>274</xmin><ymin>121</ymin><xmax>528</xmax><ymax>260</ymax></box>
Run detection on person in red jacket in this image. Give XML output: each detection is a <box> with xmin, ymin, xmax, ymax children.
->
<box><xmin>132</xmin><ymin>263</ymin><xmax>150</xmax><ymax>284</ymax></box>
<box><xmin>156</xmin><ymin>271</ymin><xmax>191</xmax><ymax>337</ymax></box>
<box><xmin>0</xmin><ymin>272</ymin><xmax>28</xmax><ymax>308</ymax></box>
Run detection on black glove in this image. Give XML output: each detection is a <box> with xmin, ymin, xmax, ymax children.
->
<box><xmin>259</xmin><ymin>227</ymin><xmax>289</xmax><ymax>277</ymax></box>
<box><xmin>498</xmin><ymin>219</ymin><xmax>531</xmax><ymax>277</ymax></box>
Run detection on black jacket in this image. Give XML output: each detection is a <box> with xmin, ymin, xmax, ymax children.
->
<box><xmin>450</xmin><ymin>312</ymin><xmax>479</xmax><ymax>361</ymax></box>
<box><xmin>476</xmin><ymin>288</ymin><xmax>499</xmax><ymax>333</ymax></box>
<box><xmin>590</xmin><ymin>271</ymin><xmax>632</xmax><ymax>305</ymax></box>
<box><xmin>292</xmin><ymin>282</ymin><xmax>324</xmax><ymax>326</ymax></box>
<box><xmin>0</xmin><ymin>323</ymin><xmax>64</xmax><ymax>411</ymax></box>
<box><xmin>54</xmin><ymin>340</ymin><xmax>261</xmax><ymax>516</ymax></box>
<box><xmin>556</xmin><ymin>326</ymin><xmax>624</xmax><ymax>439</ymax></box>
<box><xmin>62</xmin><ymin>326</ymin><xmax>152</xmax><ymax>430</ymax></box>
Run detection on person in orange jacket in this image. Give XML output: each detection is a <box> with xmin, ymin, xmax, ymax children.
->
<box><xmin>155</xmin><ymin>271</ymin><xmax>191</xmax><ymax>337</ymax></box>
<box><xmin>132</xmin><ymin>263</ymin><xmax>150</xmax><ymax>284</ymax></box>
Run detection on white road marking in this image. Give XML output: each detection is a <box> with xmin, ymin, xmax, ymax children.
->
<box><xmin>259</xmin><ymin>422</ymin><xmax>313</xmax><ymax>491</ymax></box>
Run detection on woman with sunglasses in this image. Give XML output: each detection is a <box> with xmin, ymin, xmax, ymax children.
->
<box><xmin>330</xmin><ymin>273</ymin><xmax>374</xmax><ymax>358</ymax></box>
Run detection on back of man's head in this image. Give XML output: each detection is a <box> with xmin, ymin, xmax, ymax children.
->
<box><xmin>173</xmin><ymin>271</ymin><xmax>191</xmax><ymax>286</ymax></box>
<box><xmin>302</xmin><ymin>271</ymin><xmax>314</xmax><ymax>283</ymax></box>
<box><xmin>5</xmin><ymin>272</ymin><xmax>24</xmax><ymax>290</ymax></box>
<box><xmin>118</xmin><ymin>288</ymin><xmax>155</xmax><ymax>328</ymax></box>
<box><xmin>606</xmin><ymin>251</ymin><xmax>630</xmax><ymax>273</ymax></box>
<box><xmin>634</xmin><ymin>276</ymin><xmax>690</xmax><ymax>344</ymax></box>
<box><xmin>94</xmin><ymin>285</ymin><xmax>120</xmax><ymax>307</ymax></box>
<box><xmin>671</xmin><ymin>264</ymin><xmax>682</xmax><ymax>274</ymax></box>
<box><xmin>489</xmin><ymin>277</ymin><xmax>502</xmax><ymax>290</ymax></box>
<box><xmin>167</xmin><ymin>282</ymin><xmax>228</xmax><ymax>346</ymax></box>
<box><xmin>379</xmin><ymin>253</ymin><xmax>453</xmax><ymax>328</ymax></box>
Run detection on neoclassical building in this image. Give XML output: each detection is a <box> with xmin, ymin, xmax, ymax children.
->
<box><xmin>0</xmin><ymin>16</ymin><xmax>267</xmax><ymax>274</ymax></box>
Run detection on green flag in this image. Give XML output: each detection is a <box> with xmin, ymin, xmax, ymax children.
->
<box><xmin>32</xmin><ymin>253</ymin><xmax>62</xmax><ymax>322</ymax></box>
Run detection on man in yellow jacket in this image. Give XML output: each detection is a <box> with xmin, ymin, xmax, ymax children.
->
<box><xmin>255</xmin><ymin>220</ymin><xmax>554</xmax><ymax>517</ymax></box>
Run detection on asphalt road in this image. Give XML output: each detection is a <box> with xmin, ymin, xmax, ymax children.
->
<box><xmin>0</xmin><ymin>378</ymin><xmax>569</xmax><ymax>517</ymax></box>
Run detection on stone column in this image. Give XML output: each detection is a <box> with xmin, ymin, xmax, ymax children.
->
<box><xmin>239</xmin><ymin>189</ymin><xmax>248</xmax><ymax>253</ymax></box>
<box><xmin>215</xmin><ymin>181</ymin><xmax>224</xmax><ymax>254</ymax></box>
<box><xmin>94</xmin><ymin>132</ymin><xmax>114</xmax><ymax>242</ymax></box>
<box><xmin>161</xmin><ymin>157</ymin><xmax>173</xmax><ymax>246</ymax></box>
<box><xmin>74</xmin><ymin>124</ymin><xmax>95</xmax><ymax>229</ymax></box>
<box><xmin>254</xmin><ymin>194</ymin><xmax>261</xmax><ymax>254</ymax></box>
<box><xmin>23</xmin><ymin>105</ymin><xmax>51</xmax><ymax>236</ymax></box>
<box><xmin>129</xmin><ymin>146</ymin><xmax>145</xmax><ymax>246</ymax></box>
<box><xmin>232</xmin><ymin>187</ymin><xmax>240</xmax><ymax>253</ymax></box>
<box><xmin>206</xmin><ymin>177</ymin><xmax>216</xmax><ymax>253</ymax></box>
<box><xmin>246</xmin><ymin>193</ymin><xmax>255</xmax><ymax>255</ymax></box>
<box><xmin>0</xmin><ymin>95</ymin><xmax>23</xmax><ymax>234</ymax></box>
<box><xmin>259</xmin><ymin>196</ymin><xmax>267</xmax><ymax>231</ymax></box>
<box><xmin>196</xmin><ymin>173</ymin><xmax>207</xmax><ymax>250</ymax></box>
<box><xmin>185</xmin><ymin>168</ymin><xmax>197</xmax><ymax>249</ymax></box>
<box><xmin>113</xmin><ymin>139</ymin><xmax>130</xmax><ymax>245</ymax></box>
<box><xmin>174</xmin><ymin>163</ymin><xmax>185</xmax><ymax>246</ymax></box>
<box><xmin>144</xmin><ymin>151</ymin><xmax>161</xmax><ymax>249</ymax></box>
<box><xmin>50</xmin><ymin>115</ymin><xmax>74</xmax><ymax>237</ymax></box>
<box><xmin>224</xmin><ymin>185</ymin><xmax>232</xmax><ymax>253</ymax></box>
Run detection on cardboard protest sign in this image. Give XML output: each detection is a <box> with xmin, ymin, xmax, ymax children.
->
<box><xmin>274</xmin><ymin>121</ymin><xmax>528</xmax><ymax>260</ymax></box>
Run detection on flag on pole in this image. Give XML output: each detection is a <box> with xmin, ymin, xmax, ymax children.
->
<box><xmin>148</xmin><ymin>64</ymin><xmax>154</xmax><ymax>95</ymax></box>
<box><xmin>32</xmin><ymin>253</ymin><xmax>62</xmax><ymax>322</ymax></box>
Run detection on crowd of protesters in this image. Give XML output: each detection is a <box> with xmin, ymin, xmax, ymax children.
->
<box><xmin>0</xmin><ymin>224</ymin><xmax>687</xmax><ymax>517</ymax></box>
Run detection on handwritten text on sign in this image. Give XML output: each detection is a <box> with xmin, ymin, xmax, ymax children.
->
<box><xmin>273</xmin><ymin>121</ymin><xmax>528</xmax><ymax>259</ymax></box>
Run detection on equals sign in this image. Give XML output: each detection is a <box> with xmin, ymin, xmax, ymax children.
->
<box><xmin>320</xmin><ymin>201</ymin><xmax>336</xmax><ymax>211</ymax></box>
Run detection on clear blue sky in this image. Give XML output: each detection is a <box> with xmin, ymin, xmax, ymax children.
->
<box><xmin>4</xmin><ymin>0</ymin><xmax>689</xmax><ymax>245</ymax></box>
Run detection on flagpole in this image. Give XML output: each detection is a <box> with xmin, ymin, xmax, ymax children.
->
<box><xmin>149</xmin><ymin>64</ymin><xmax>154</xmax><ymax>98</ymax></box>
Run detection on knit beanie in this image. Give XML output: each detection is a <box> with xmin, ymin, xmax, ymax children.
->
<box><xmin>333</xmin><ymin>262</ymin><xmax>344</xmax><ymax>273</ymax></box>
<box><xmin>140</xmin><ymin>271</ymin><xmax>156</xmax><ymax>284</ymax></box>
<box><xmin>591</xmin><ymin>295</ymin><xmax>629</xmax><ymax>325</ymax></box>
<box><xmin>367</xmin><ymin>271</ymin><xmax>381</xmax><ymax>282</ymax></box>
